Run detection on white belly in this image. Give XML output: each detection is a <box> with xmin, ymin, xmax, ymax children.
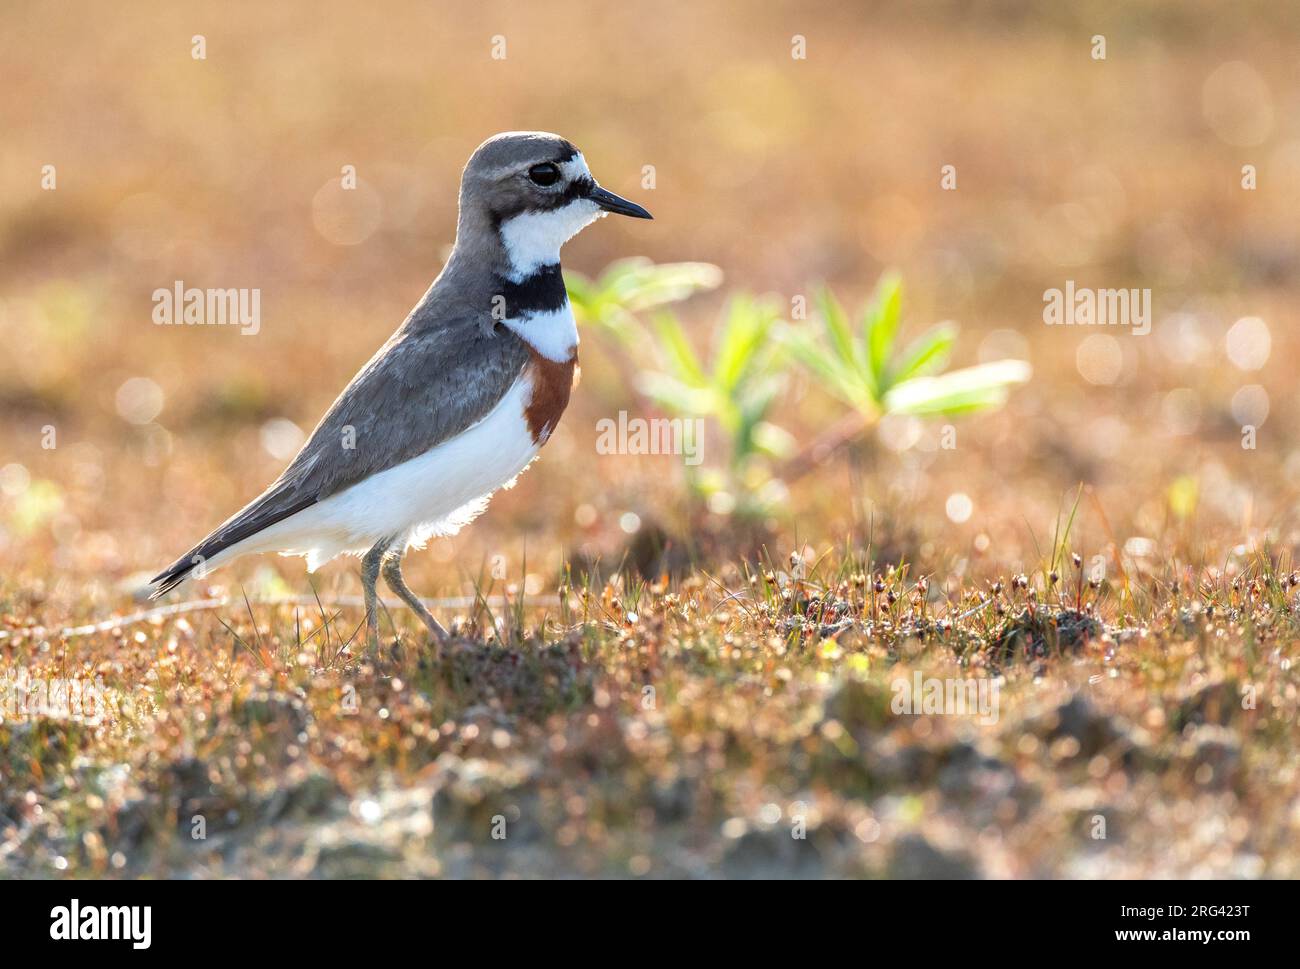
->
<box><xmin>222</xmin><ymin>372</ymin><xmax>541</xmax><ymax>571</ymax></box>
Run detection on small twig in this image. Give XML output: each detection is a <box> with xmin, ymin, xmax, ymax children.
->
<box><xmin>48</xmin><ymin>593</ymin><xmax>560</xmax><ymax>640</ymax></box>
<box><xmin>56</xmin><ymin>597</ymin><xmax>229</xmax><ymax>639</ymax></box>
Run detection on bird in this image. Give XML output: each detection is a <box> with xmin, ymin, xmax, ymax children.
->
<box><xmin>148</xmin><ymin>131</ymin><xmax>653</xmax><ymax>652</ymax></box>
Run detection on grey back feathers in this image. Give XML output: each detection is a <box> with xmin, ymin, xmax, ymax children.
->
<box><xmin>151</xmin><ymin>132</ymin><xmax>581</xmax><ymax>595</ymax></box>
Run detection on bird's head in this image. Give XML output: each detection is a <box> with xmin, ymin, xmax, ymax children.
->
<box><xmin>458</xmin><ymin>131</ymin><xmax>652</xmax><ymax>279</ymax></box>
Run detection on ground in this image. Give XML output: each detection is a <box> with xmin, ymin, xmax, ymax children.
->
<box><xmin>2</xmin><ymin>549</ymin><xmax>1296</xmax><ymax>878</ymax></box>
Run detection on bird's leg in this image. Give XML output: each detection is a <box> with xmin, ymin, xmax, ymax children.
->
<box><xmin>361</xmin><ymin>538</ymin><xmax>390</xmax><ymax>653</ymax></box>
<box><xmin>381</xmin><ymin>550</ymin><xmax>449</xmax><ymax>647</ymax></box>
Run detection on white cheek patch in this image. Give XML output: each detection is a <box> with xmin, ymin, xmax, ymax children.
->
<box><xmin>500</xmin><ymin>199</ymin><xmax>602</xmax><ymax>281</ymax></box>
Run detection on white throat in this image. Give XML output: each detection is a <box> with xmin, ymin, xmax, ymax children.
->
<box><xmin>499</xmin><ymin>152</ymin><xmax>604</xmax><ymax>281</ymax></box>
<box><xmin>499</xmin><ymin>200</ymin><xmax>603</xmax><ymax>281</ymax></box>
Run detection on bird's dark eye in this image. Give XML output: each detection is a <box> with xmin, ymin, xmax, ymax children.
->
<box><xmin>528</xmin><ymin>163</ymin><xmax>561</xmax><ymax>187</ymax></box>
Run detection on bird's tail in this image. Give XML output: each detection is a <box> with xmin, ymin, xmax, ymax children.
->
<box><xmin>148</xmin><ymin>485</ymin><xmax>317</xmax><ymax>599</ymax></box>
<box><xmin>148</xmin><ymin>548</ymin><xmax>211</xmax><ymax>599</ymax></box>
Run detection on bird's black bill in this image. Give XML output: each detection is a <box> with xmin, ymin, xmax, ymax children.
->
<box><xmin>587</xmin><ymin>184</ymin><xmax>653</xmax><ymax>219</ymax></box>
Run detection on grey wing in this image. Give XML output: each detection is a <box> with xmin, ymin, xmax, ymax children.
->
<box><xmin>150</xmin><ymin>317</ymin><xmax>530</xmax><ymax>596</ymax></box>
<box><xmin>282</xmin><ymin>317</ymin><xmax>532</xmax><ymax>499</ymax></box>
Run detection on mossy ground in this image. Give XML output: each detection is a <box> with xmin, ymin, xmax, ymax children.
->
<box><xmin>3</xmin><ymin>552</ymin><xmax>1294</xmax><ymax>878</ymax></box>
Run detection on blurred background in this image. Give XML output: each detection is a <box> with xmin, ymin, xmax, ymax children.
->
<box><xmin>3</xmin><ymin>0</ymin><xmax>1299</xmax><ymax>621</ymax></box>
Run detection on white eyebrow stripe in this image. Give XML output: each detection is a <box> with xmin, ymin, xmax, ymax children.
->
<box><xmin>560</xmin><ymin>152</ymin><xmax>592</xmax><ymax>182</ymax></box>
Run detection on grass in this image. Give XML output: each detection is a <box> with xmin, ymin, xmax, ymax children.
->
<box><xmin>1</xmin><ymin>536</ymin><xmax>1295</xmax><ymax>878</ymax></box>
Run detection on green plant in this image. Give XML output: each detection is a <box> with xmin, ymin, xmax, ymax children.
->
<box><xmin>566</xmin><ymin>258</ymin><xmax>723</xmax><ymax>343</ymax></box>
<box><xmin>567</xmin><ymin>262</ymin><xmax>1029</xmax><ymax>517</ymax></box>
<box><xmin>637</xmin><ymin>295</ymin><xmax>795</xmax><ymax>515</ymax></box>
<box><xmin>782</xmin><ymin>273</ymin><xmax>1030</xmax><ymax>419</ymax></box>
